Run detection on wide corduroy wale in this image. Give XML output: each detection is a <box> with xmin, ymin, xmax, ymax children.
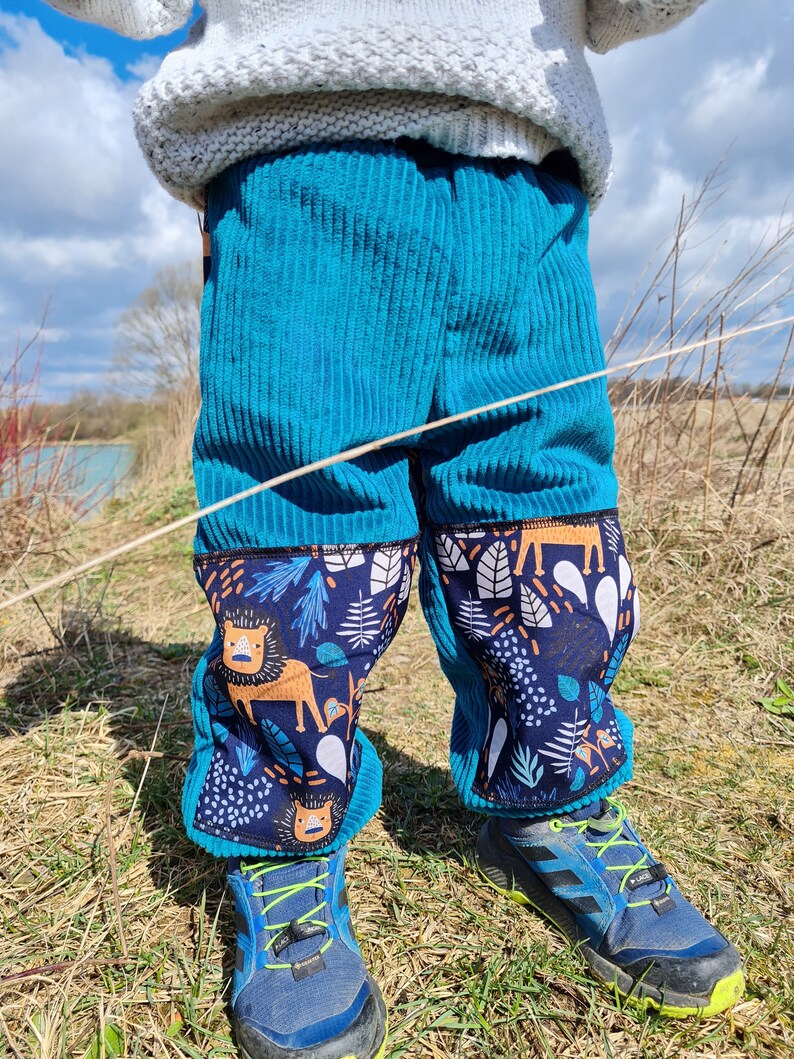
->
<box><xmin>183</xmin><ymin>141</ymin><xmax>636</xmax><ymax>859</ymax></box>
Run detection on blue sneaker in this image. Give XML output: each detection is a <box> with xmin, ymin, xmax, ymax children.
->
<box><xmin>476</xmin><ymin>797</ymin><xmax>745</xmax><ymax>1017</ymax></box>
<box><xmin>227</xmin><ymin>848</ymin><xmax>387</xmax><ymax>1058</ymax></box>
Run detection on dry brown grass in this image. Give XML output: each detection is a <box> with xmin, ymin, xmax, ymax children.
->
<box><xmin>0</xmin><ymin>378</ymin><xmax>791</xmax><ymax>1057</ymax></box>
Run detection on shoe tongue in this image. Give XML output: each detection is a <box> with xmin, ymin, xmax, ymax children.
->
<box><xmin>570</xmin><ymin>806</ymin><xmax>668</xmax><ymax>900</ymax></box>
<box><xmin>565</xmin><ymin>799</ymin><xmax>610</xmax><ymax>824</ymax></box>
<box><xmin>248</xmin><ymin>858</ymin><xmax>330</xmax><ymax>966</ymax></box>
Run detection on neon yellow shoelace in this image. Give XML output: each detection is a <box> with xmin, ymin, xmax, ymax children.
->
<box><xmin>241</xmin><ymin>857</ymin><xmax>333</xmax><ymax>970</ymax></box>
<box><xmin>549</xmin><ymin>797</ymin><xmax>671</xmax><ymax>909</ymax></box>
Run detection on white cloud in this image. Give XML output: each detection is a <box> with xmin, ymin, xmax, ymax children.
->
<box><xmin>0</xmin><ymin>13</ymin><xmax>195</xmax><ymax>398</ymax></box>
<box><xmin>687</xmin><ymin>52</ymin><xmax>773</xmax><ymax>130</ymax></box>
<box><xmin>126</xmin><ymin>53</ymin><xmax>162</xmax><ymax>81</ymax></box>
<box><xmin>0</xmin><ymin>234</ymin><xmax>124</xmax><ymax>276</ymax></box>
<box><xmin>588</xmin><ymin>0</ymin><xmax>794</xmax><ymax>376</ymax></box>
<box><xmin>1</xmin><ymin>3</ymin><xmax>792</xmax><ymax>397</ymax></box>
<box><xmin>16</xmin><ymin>324</ymin><xmax>71</xmax><ymax>344</ymax></box>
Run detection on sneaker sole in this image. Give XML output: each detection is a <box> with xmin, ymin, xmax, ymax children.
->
<box><xmin>476</xmin><ymin>828</ymin><xmax>745</xmax><ymax>1019</ymax></box>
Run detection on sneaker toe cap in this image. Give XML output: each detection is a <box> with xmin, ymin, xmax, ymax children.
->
<box><xmin>616</xmin><ymin>937</ymin><xmax>743</xmax><ymax>998</ymax></box>
<box><xmin>235</xmin><ymin>974</ymin><xmax>386</xmax><ymax>1059</ymax></box>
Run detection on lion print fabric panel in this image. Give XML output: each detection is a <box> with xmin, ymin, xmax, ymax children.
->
<box><xmin>434</xmin><ymin>511</ymin><xmax>638</xmax><ymax>809</ymax></box>
<box><xmin>192</xmin><ymin>540</ymin><xmax>418</xmax><ymax>853</ymax></box>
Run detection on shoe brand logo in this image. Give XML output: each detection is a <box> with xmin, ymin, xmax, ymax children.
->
<box><xmin>291</xmin><ymin>952</ymin><xmax>326</xmax><ymax>981</ymax></box>
<box><xmin>651</xmin><ymin>894</ymin><xmax>676</xmax><ymax>916</ymax></box>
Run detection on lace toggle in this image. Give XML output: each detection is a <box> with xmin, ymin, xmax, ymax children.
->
<box><xmin>272</xmin><ymin>917</ymin><xmax>328</xmax><ymax>957</ymax></box>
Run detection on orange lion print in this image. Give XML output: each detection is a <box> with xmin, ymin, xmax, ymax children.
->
<box><xmin>214</xmin><ymin>606</ymin><xmax>329</xmax><ymax>733</ymax></box>
<box><xmin>275</xmin><ymin>790</ymin><xmax>344</xmax><ymax>850</ymax></box>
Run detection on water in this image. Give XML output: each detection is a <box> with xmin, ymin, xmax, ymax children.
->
<box><xmin>18</xmin><ymin>443</ymin><xmax>135</xmax><ymax>517</ymax></box>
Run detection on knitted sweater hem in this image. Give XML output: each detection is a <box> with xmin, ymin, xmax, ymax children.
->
<box><xmin>138</xmin><ymin>89</ymin><xmax>566</xmax><ymax>211</ymax></box>
<box><xmin>134</xmin><ymin>17</ymin><xmax>610</xmax><ymax>209</ymax></box>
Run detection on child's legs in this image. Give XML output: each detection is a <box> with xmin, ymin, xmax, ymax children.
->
<box><xmin>185</xmin><ymin>144</ymin><xmax>451</xmax><ymax>858</ymax></box>
<box><xmin>417</xmin><ymin>159</ymin><xmax>636</xmax><ymax>816</ymax></box>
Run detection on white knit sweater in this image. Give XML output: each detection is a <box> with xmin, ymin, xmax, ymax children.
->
<box><xmin>46</xmin><ymin>1</ymin><xmax>706</xmax><ymax>209</ymax></box>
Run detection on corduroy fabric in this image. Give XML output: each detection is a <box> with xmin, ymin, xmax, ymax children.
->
<box><xmin>194</xmin><ymin>140</ymin><xmax>618</xmax><ymax>555</ymax></box>
<box><xmin>187</xmin><ymin>140</ymin><xmax>632</xmax><ymax>857</ymax></box>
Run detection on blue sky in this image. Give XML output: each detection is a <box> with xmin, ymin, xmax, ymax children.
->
<box><xmin>2</xmin><ymin>1</ymin><xmax>793</xmax><ymax>399</ymax></box>
<box><xmin>2</xmin><ymin>0</ymin><xmax>197</xmax><ymax>72</ymax></box>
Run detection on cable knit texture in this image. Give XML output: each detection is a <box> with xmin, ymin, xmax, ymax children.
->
<box><xmin>46</xmin><ymin>0</ymin><xmax>706</xmax><ymax>209</ymax></box>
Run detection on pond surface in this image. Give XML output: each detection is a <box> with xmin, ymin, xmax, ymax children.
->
<box><xmin>17</xmin><ymin>443</ymin><xmax>135</xmax><ymax>517</ymax></box>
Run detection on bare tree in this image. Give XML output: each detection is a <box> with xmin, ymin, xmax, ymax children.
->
<box><xmin>113</xmin><ymin>262</ymin><xmax>202</xmax><ymax>396</ymax></box>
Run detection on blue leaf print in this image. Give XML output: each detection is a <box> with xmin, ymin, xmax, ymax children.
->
<box><xmin>315</xmin><ymin>641</ymin><xmax>348</xmax><ymax>668</ymax></box>
<box><xmin>510</xmin><ymin>744</ymin><xmax>545</xmax><ymax>788</ymax></box>
<box><xmin>210</xmin><ymin>721</ymin><xmax>229</xmax><ymax>744</ymax></box>
<box><xmin>570</xmin><ymin>766</ymin><xmax>586</xmax><ymax>792</ymax></box>
<box><xmin>260</xmin><ymin>719</ymin><xmax>304</xmax><ymax>777</ymax></box>
<box><xmin>557</xmin><ymin>674</ymin><xmax>580</xmax><ymax>702</ymax></box>
<box><xmin>246</xmin><ymin>557</ymin><xmax>312</xmax><ymax>603</ymax></box>
<box><xmin>492</xmin><ymin>773</ymin><xmax>527</xmax><ymax>803</ymax></box>
<box><xmin>235</xmin><ymin>742</ymin><xmax>256</xmax><ymax>777</ymax></box>
<box><xmin>292</xmin><ymin>570</ymin><xmax>329</xmax><ymax>646</ymax></box>
<box><xmin>349</xmin><ymin>740</ymin><xmax>362</xmax><ymax>787</ymax></box>
<box><xmin>588</xmin><ymin>681</ymin><xmax>606</xmax><ymax>724</ymax></box>
<box><xmin>604</xmin><ymin>632</ymin><xmax>630</xmax><ymax>687</ymax></box>
<box><xmin>204</xmin><ymin>672</ymin><xmax>235</xmax><ymax>719</ymax></box>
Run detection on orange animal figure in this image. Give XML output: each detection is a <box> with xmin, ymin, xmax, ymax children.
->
<box><xmin>293</xmin><ymin>796</ymin><xmax>334</xmax><ymax>843</ymax></box>
<box><xmin>219</xmin><ymin>619</ymin><xmax>328</xmax><ymax>733</ymax></box>
<box><xmin>574</xmin><ymin>726</ymin><xmax>617</xmax><ymax>775</ymax></box>
<box><xmin>514</xmin><ymin>521</ymin><xmax>605</xmax><ymax>577</ymax></box>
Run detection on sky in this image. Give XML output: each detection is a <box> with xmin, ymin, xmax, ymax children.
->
<box><xmin>1</xmin><ymin>0</ymin><xmax>793</xmax><ymax>400</ymax></box>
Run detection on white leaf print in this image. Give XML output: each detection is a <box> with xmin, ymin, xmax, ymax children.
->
<box><xmin>397</xmin><ymin>564</ymin><xmax>412</xmax><ymax>604</ymax></box>
<box><xmin>538</xmin><ymin>709</ymin><xmax>589</xmax><ymax>776</ymax></box>
<box><xmin>324</xmin><ymin>550</ymin><xmax>366</xmax><ymax>572</ymax></box>
<box><xmin>316</xmin><ymin>734</ymin><xmax>347</xmax><ymax>783</ymax></box>
<box><xmin>520</xmin><ymin>584</ymin><xmax>552</xmax><ymax>628</ymax></box>
<box><xmin>477</xmin><ymin>540</ymin><xmax>512</xmax><ymax>599</ymax></box>
<box><xmin>338</xmin><ymin>591</ymin><xmax>380</xmax><ymax>649</ymax></box>
<box><xmin>595</xmin><ymin>575</ymin><xmax>619</xmax><ymax>641</ymax></box>
<box><xmin>603</xmin><ymin>518</ymin><xmax>622</xmax><ymax>556</ymax></box>
<box><xmin>631</xmin><ymin>589</ymin><xmax>641</xmax><ymax>642</ymax></box>
<box><xmin>455</xmin><ymin>594</ymin><xmax>491</xmax><ymax>640</ymax></box>
<box><xmin>487</xmin><ymin>718</ymin><xmax>508</xmax><ymax>781</ymax></box>
<box><xmin>434</xmin><ymin>533</ymin><xmax>470</xmax><ymax>572</ymax></box>
<box><xmin>370</xmin><ymin>548</ymin><xmax>403</xmax><ymax>594</ymax></box>
<box><xmin>553</xmin><ymin>560</ymin><xmax>587</xmax><ymax>605</ymax></box>
<box><xmin>618</xmin><ymin>554</ymin><xmax>632</xmax><ymax>600</ymax></box>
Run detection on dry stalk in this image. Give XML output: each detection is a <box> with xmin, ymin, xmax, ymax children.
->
<box><xmin>124</xmin><ymin>695</ymin><xmax>169</xmax><ymax>830</ymax></box>
<box><xmin>683</xmin><ymin>318</ymin><xmax>710</xmax><ymax>484</ymax></box>
<box><xmin>0</xmin><ymin>958</ymin><xmax>131</xmax><ymax>989</ymax></box>
<box><xmin>103</xmin><ymin>760</ymin><xmax>129</xmax><ymax>960</ymax></box>
<box><xmin>646</xmin><ymin>195</ymin><xmax>686</xmax><ymax>528</ymax></box>
<box><xmin>703</xmin><ymin>315</ymin><xmax>724</xmax><ymax>528</ymax></box>
<box><xmin>729</xmin><ymin>324</ymin><xmax>794</xmax><ymax>512</ymax></box>
<box><xmin>750</xmin><ymin>393</ymin><xmax>794</xmax><ymax>496</ymax></box>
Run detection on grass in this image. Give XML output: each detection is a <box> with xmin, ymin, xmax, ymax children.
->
<box><xmin>0</xmin><ymin>463</ymin><xmax>792</xmax><ymax>1057</ymax></box>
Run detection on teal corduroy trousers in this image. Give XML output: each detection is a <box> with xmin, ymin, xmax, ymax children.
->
<box><xmin>183</xmin><ymin>141</ymin><xmax>637</xmax><ymax>860</ymax></box>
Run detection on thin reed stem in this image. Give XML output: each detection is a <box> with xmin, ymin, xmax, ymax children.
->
<box><xmin>703</xmin><ymin>314</ymin><xmax>725</xmax><ymax>528</ymax></box>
